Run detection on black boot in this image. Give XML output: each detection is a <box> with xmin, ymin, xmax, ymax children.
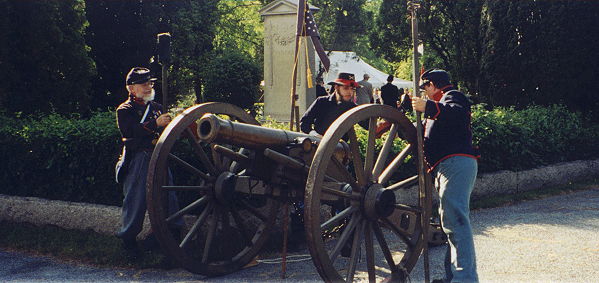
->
<box><xmin>121</xmin><ymin>238</ymin><xmax>141</xmax><ymax>260</ymax></box>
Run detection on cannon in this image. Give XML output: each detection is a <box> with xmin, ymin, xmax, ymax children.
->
<box><xmin>146</xmin><ymin>102</ymin><xmax>432</xmax><ymax>282</ymax></box>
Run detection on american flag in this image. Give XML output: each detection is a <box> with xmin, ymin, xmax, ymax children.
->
<box><xmin>296</xmin><ymin>0</ymin><xmax>330</xmax><ymax>71</ymax></box>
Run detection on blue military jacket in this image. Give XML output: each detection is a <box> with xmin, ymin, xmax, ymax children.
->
<box><xmin>422</xmin><ymin>87</ymin><xmax>478</xmax><ymax>170</ymax></box>
<box><xmin>116</xmin><ymin>97</ymin><xmax>164</xmax><ymax>152</ymax></box>
<box><xmin>300</xmin><ymin>94</ymin><xmax>357</xmax><ymax>135</ymax></box>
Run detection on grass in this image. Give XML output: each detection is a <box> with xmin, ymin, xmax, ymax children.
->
<box><xmin>0</xmin><ymin>222</ymin><xmax>173</xmax><ymax>270</ymax></box>
<box><xmin>0</xmin><ymin>176</ymin><xmax>597</xmax><ymax>271</ymax></box>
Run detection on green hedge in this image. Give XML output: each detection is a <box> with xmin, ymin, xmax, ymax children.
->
<box><xmin>471</xmin><ymin>104</ymin><xmax>599</xmax><ymax>172</ymax></box>
<box><xmin>0</xmin><ymin>112</ymin><xmax>122</xmax><ymax>206</ymax></box>
<box><xmin>0</xmin><ymin>104</ymin><xmax>597</xmax><ymax>205</ymax></box>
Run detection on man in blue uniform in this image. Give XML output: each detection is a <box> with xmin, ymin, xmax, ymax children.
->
<box><xmin>410</xmin><ymin>69</ymin><xmax>479</xmax><ymax>283</ymax></box>
<box><xmin>115</xmin><ymin>67</ymin><xmax>179</xmax><ymax>256</ymax></box>
<box><xmin>300</xmin><ymin>72</ymin><xmax>360</xmax><ymax>136</ymax></box>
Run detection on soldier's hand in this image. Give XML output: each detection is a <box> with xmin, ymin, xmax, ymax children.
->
<box><xmin>409</xmin><ymin>93</ymin><xmax>428</xmax><ymax>112</ymax></box>
<box><xmin>156</xmin><ymin>114</ymin><xmax>172</xmax><ymax>128</ymax></box>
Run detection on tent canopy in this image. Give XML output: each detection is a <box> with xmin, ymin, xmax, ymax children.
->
<box><xmin>321</xmin><ymin>51</ymin><xmax>413</xmax><ymax>89</ymax></box>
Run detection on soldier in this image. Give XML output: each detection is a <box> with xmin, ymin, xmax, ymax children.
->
<box><xmin>410</xmin><ymin>69</ymin><xmax>479</xmax><ymax>283</ymax></box>
<box><xmin>300</xmin><ymin>72</ymin><xmax>360</xmax><ymax>136</ymax></box>
<box><xmin>115</xmin><ymin>67</ymin><xmax>179</xmax><ymax>257</ymax></box>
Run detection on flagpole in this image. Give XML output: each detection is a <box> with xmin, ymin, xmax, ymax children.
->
<box><xmin>290</xmin><ymin>36</ymin><xmax>300</xmax><ymax>132</ymax></box>
<box><xmin>408</xmin><ymin>1</ymin><xmax>431</xmax><ymax>283</ymax></box>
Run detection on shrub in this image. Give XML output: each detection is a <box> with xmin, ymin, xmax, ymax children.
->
<box><xmin>201</xmin><ymin>51</ymin><xmax>262</xmax><ymax>109</ymax></box>
<box><xmin>0</xmin><ymin>112</ymin><xmax>122</xmax><ymax>206</ymax></box>
<box><xmin>0</xmin><ymin>104</ymin><xmax>597</xmax><ymax>205</ymax></box>
<box><xmin>471</xmin><ymin>104</ymin><xmax>598</xmax><ymax>172</ymax></box>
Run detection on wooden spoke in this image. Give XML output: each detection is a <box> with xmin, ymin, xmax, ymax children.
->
<box><xmin>166</xmin><ymin>195</ymin><xmax>210</xmax><ymax>223</ymax></box>
<box><xmin>378</xmin><ymin>144</ymin><xmax>413</xmax><ymax>184</ymax></box>
<box><xmin>230</xmin><ymin>206</ymin><xmax>253</xmax><ymax>247</ymax></box>
<box><xmin>162</xmin><ymin>185</ymin><xmax>211</xmax><ymax>192</ymax></box>
<box><xmin>380</xmin><ymin>217</ymin><xmax>415</xmax><ymax>246</ymax></box>
<box><xmin>347</xmin><ymin>128</ymin><xmax>366</xmax><ymax>187</ymax></box>
<box><xmin>345</xmin><ymin>219</ymin><xmax>366</xmax><ymax>283</ymax></box>
<box><xmin>168</xmin><ymin>153</ymin><xmax>212</xmax><ymax>180</ymax></box>
<box><xmin>185</xmin><ymin>128</ymin><xmax>218</xmax><ymax>175</ymax></box>
<box><xmin>393</xmin><ymin>203</ymin><xmax>423</xmax><ymax>214</ymax></box>
<box><xmin>202</xmin><ymin>210</ymin><xmax>218</xmax><ymax>263</ymax></box>
<box><xmin>320</xmin><ymin>206</ymin><xmax>357</xmax><ymax>231</ymax></box>
<box><xmin>363</xmin><ymin>117</ymin><xmax>378</xmax><ymax>182</ymax></box>
<box><xmin>179</xmin><ymin>203</ymin><xmax>213</xmax><ymax>248</ymax></box>
<box><xmin>322</xmin><ymin>186</ymin><xmax>357</xmax><ymax>200</ymax></box>
<box><xmin>238</xmin><ymin>200</ymin><xmax>268</xmax><ymax>222</ymax></box>
<box><xmin>330</xmin><ymin>156</ymin><xmax>359</xmax><ymax>191</ymax></box>
<box><xmin>364</xmin><ymin>221</ymin><xmax>376</xmax><ymax>283</ymax></box>
<box><xmin>330</xmin><ymin>213</ymin><xmax>361</xmax><ymax>263</ymax></box>
<box><xmin>372</xmin><ymin>221</ymin><xmax>400</xmax><ymax>275</ymax></box>
<box><xmin>373</xmin><ymin>123</ymin><xmax>398</xmax><ymax>180</ymax></box>
<box><xmin>385</xmin><ymin>175</ymin><xmax>419</xmax><ymax>191</ymax></box>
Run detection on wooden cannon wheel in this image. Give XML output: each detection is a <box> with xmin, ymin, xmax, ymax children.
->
<box><xmin>305</xmin><ymin>104</ymin><xmax>431</xmax><ymax>282</ymax></box>
<box><xmin>146</xmin><ymin>102</ymin><xmax>279</xmax><ymax>276</ymax></box>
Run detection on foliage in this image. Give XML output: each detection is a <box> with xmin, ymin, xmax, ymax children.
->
<box><xmin>310</xmin><ymin>0</ymin><xmax>373</xmax><ymax>52</ymax></box>
<box><xmin>202</xmin><ymin>52</ymin><xmax>262</xmax><ymax>110</ymax></box>
<box><xmin>0</xmin><ymin>104</ymin><xmax>597</xmax><ymax>204</ymax></box>
<box><xmin>0</xmin><ymin>111</ymin><xmax>122</xmax><ymax>205</ymax></box>
<box><xmin>0</xmin><ymin>0</ymin><xmax>97</xmax><ymax>115</ymax></box>
<box><xmin>478</xmin><ymin>0</ymin><xmax>599</xmax><ymax>115</ymax></box>
<box><xmin>371</xmin><ymin>0</ymin><xmax>599</xmax><ymax>118</ymax></box>
<box><xmin>471</xmin><ymin>104</ymin><xmax>598</xmax><ymax>172</ymax></box>
<box><xmin>84</xmin><ymin>0</ymin><xmax>219</xmax><ymax>109</ymax></box>
<box><xmin>214</xmin><ymin>1</ymin><xmax>264</xmax><ymax>60</ymax></box>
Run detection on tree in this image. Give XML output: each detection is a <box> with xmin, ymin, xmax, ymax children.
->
<box><xmin>311</xmin><ymin>0</ymin><xmax>373</xmax><ymax>52</ymax></box>
<box><xmin>0</xmin><ymin>0</ymin><xmax>96</xmax><ymax>115</ymax></box>
<box><xmin>84</xmin><ymin>0</ymin><xmax>219</xmax><ymax>109</ymax></box>
<box><xmin>479</xmin><ymin>0</ymin><xmax>599</xmax><ymax>113</ymax></box>
<box><xmin>371</xmin><ymin>0</ymin><xmax>599</xmax><ymax>117</ymax></box>
<box><xmin>371</xmin><ymin>0</ymin><xmax>483</xmax><ymax>91</ymax></box>
<box><xmin>202</xmin><ymin>52</ymin><xmax>262</xmax><ymax>110</ymax></box>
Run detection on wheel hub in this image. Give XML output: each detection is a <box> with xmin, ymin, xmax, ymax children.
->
<box><xmin>363</xmin><ymin>184</ymin><xmax>396</xmax><ymax>219</ymax></box>
<box><xmin>215</xmin><ymin>171</ymin><xmax>237</xmax><ymax>204</ymax></box>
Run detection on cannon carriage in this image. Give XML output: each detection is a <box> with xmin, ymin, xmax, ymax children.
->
<box><xmin>146</xmin><ymin>102</ymin><xmax>432</xmax><ymax>282</ymax></box>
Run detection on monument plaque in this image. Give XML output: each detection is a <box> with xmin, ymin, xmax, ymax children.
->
<box><xmin>259</xmin><ymin>0</ymin><xmax>317</xmax><ymax>122</ymax></box>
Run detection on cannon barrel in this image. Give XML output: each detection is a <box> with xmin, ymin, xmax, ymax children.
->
<box><xmin>197</xmin><ymin>114</ymin><xmax>350</xmax><ymax>164</ymax></box>
<box><xmin>198</xmin><ymin>113</ymin><xmax>316</xmax><ymax>149</ymax></box>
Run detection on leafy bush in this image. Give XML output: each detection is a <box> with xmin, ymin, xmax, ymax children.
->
<box><xmin>0</xmin><ymin>104</ymin><xmax>597</xmax><ymax>205</ymax></box>
<box><xmin>471</xmin><ymin>104</ymin><xmax>599</xmax><ymax>172</ymax></box>
<box><xmin>202</xmin><ymin>51</ymin><xmax>262</xmax><ymax>109</ymax></box>
<box><xmin>0</xmin><ymin>112</ymin><xmax>122</xmax><ymax>205</ymax></box>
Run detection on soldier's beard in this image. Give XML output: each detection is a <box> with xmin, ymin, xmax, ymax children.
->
<box><xmin>137</xmin><ymin>89</ymin><xmax>155</xmax><ymax>104</ymax></box>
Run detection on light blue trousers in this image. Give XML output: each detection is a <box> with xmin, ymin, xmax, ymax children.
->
<box><xmin>117</xmin><ymin>151</ymin><xmax>180</xmax><ymax>240</ymax></box>
<box><xmin>433</xmin><ymin>156</ymin><xmax>479</xmax><ymax>283</ymax></box>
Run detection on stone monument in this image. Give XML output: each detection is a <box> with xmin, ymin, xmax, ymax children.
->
<box><xmin>259</xmin><ymin>0</ymin><xmax>317</xmax><ymax>122</ymax></box>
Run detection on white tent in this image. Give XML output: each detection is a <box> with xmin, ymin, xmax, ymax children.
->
<box><xmin>321</xmin><ymin>51</ymin><xmax>413</xmax><ymax>89</ymax></box>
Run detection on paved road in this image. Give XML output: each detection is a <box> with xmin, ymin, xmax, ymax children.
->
<box><xmin>2</xmin><ymin>188</ymin><xmax>598</xmax><ymax>282</ymax></box>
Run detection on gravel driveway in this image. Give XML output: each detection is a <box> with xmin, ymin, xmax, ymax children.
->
<box><xmin>2</xmin><ymin>188</ymin><xmax>598</xmax><ymax>282</ymax></box>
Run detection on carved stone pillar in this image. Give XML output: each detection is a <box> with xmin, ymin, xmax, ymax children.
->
<box><xmin>259</xmin><ymin>0</ymin><xmax>317</xmax><ymax>122</ymax></box>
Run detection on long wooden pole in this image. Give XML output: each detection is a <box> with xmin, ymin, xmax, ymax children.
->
<box><xmin>162</xmin><ymin>64</ymin><xmax>168</xmax><ymax>111</ymax></box>
<box><xmin>289</xmin><ymin>36</ymin><xmax>300</xmax><ymax>131</ymax></box>
<box><xmin>409</xmin><ymin>2</ymin><xmax>431</xmax><ymax>283</ymax></box>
